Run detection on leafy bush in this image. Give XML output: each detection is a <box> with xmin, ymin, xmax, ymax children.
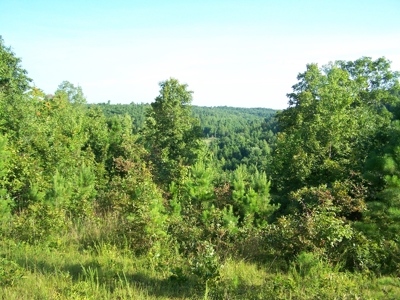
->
<box><xmin>265</xmin><ymin>186</ymin><xmax>354</xmax><ymax>265</ymax></box>
<box><xmin>11</xmin><ymin>202</ymin><xmax>67</xmax><ymax>245</ymax></box>
<box><xmin>0</xmin><ymin>258</ymin><xmax>24</xmax><ymax>287</ymax></box>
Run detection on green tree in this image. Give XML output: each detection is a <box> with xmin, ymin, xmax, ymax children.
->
<box><xmin>0</xmin><ymin>37</ymin><xmax>30</xmax><ymax>96</ymax></box>
<box><xmin>0</xmin><ymin>37</ymin><xmax>32</xmax><ymax>136</ymax></box>
<box><xmin>99</xmin><ymin>128</ymin><xmax>167</xmax><ymax>253</ymax></box>
<box><xmin>0</xmin><ymin>134</ymin><xmax>12</xmax><ymax>224</ymax></box>
<box><xmin>56</xmin><ymin>81</ymin><xmax>86</xmax><ymax>104</ymax></box>
<box><xmin>272</xmin><ymin>57</ymin><xmax>398</xmax><ymax>216</ymax></box>
<box><xmin>144</xmin><ymin>78</ymin><xmax>203</xmax><ymax>188</ymax></box>
<box><xmin>359</xmin><ymin>118</ymin><xmax>400</xmax><ymax>272</ymax></box>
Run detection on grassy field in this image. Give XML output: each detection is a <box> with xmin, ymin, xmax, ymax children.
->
<box><xmin>1</xmin><ymin>218</ymin><xmax>400</xmax><ymax>300</ymax></box>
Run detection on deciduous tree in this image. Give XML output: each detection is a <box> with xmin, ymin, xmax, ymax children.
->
<box><xmin>144</xmin><ymin>78</ymin><xmax>203</xmax><ymax>188</ymax></box>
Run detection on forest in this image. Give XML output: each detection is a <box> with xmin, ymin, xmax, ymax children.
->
<box><xmin>1</xmin><ymin>36</ymin><xmax>400</xmax><ymax>299</ymax></box>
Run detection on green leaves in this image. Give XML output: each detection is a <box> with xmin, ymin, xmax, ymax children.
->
<box><xmin>272</xmin><ymin>57</ymin><xmax>398</xmax><ymax>208</ymax></box>
<box><xmin>270</xmin><ymin>57</ymin><xmax>400</xmax><ymax>271</ymax></box>
<box><xmin>0</xmin><ymin>37</ymin><xmax>31</xmax><ymax>96</ymax></box>
<box><xmin>144</xmin><ymin>78</ymin><xmax>203</xmax><ymax>188</ymax></box>
<box><xmin>56</xmin><ymin>81</ymin><xmax>87</xmax><ymax>104</ymax></box>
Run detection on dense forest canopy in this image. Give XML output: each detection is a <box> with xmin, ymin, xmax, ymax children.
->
<box><xmin>2</xmin><ymin>36</ymin><xmax>400</xmax><ymax>298</ymax></box>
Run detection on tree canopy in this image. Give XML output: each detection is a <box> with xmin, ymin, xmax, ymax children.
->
<box><xmin>144</xmin><ymin>78</ymin><xmax>204</xmax><ymax>187</ymax></box>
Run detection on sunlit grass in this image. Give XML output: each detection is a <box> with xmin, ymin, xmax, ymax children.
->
<box><xmin>1</xmin><ymin>219</ymin><xmax>400</xmax><ymax>299</ymax></box>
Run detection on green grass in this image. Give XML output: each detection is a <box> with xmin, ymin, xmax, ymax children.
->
<box><xmin>1</xmin><ymin>219</ymin><xmax>400</xmax><ymax>299</ymax></box>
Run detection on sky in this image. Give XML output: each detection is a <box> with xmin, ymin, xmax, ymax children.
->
<box><xmin>1</xmin><ymin>0</ymin><xmax>399</xmax><ymax>109</ymax></box>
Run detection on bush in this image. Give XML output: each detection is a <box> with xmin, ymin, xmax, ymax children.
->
<box><xmin>11</xmin><ymin>202</ymin><xmax>67</xmax><ymax>245</ymax></box>
<box><xmin>0</xmin><ymin>257</ymin><xmax>24</xmax><ymax>287</ymax></box>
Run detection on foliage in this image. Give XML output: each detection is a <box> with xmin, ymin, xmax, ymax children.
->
<box><xmin>231</xmin><ymin>165</ymin><xmax>275</xmax><ymax>225</ymax></box>
<box><xmin>144</xmin><ymin>78</ymin><xmax>204</xmax><ymax>188</ymax></box>
<box><xmin>0</xmin><ymin>134</ymin><xmax>13</xmax><ymax>226</ymax></box>
<box><xmin>272</xmin><ymin>57</ymin><xmax>399</xmax><ymax>217</ymax></box>
<box><xmin>99</xmin><ymin>129</ymin><xmax>167</xmax><ymax>253</ymax></box>
<box><xmin>190</xmin><ymin>241</ymin><xmax>221</xmax><ymax>284</ymax></box>
<box><xmin>56</xmin><ymin>81</ymin><xmax>87</xmax><ymax>104</ymax></box>
<box><xmin>11</xmin><ymin>202</ymin><xmax>67</xmax><ymax>245</ymax></box>
<box><xmin>2</xmin><ymin>36</ymin><xmax>400</xmax><ymax>298</ymax></box>
<box><xmin>0</xmin><ymin>37</ymin><xmax>31</xmax><ymax>136</ymax></box>
<box><xmin>193</xmin><ymin>106</ymin><xmax>277</xmax><ymax>172</ymax></box>
<box><xmin>265</xmin><ymin>185</ymin><xmax>355</xmax><ymax>264</ymax></box>
<box><xmin>0</xmin><ymin>258</ymin><xmax>24</xmax><ymax>287</ymax></box>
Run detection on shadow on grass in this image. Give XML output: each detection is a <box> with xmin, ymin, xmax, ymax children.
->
<box><xmin>124</xmin><ymin>272</ymin><xmax>202</xmax><ymax>299</ymax></box>
<box><xmin>14</xmin><ymin>256</ymin><xmax>204</xmax><ymax>299</ymax></box>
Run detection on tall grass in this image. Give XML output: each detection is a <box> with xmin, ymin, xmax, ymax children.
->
<box><xmin>1</xmin><ymin>215</ymin><xmax>400</xmax><ymax>299</ymax></box>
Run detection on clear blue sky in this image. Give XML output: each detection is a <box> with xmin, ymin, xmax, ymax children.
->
<box><xmin>1</xmin><ymin>0</ymin><xmax>399</xmax><ymax>109</ymax></box>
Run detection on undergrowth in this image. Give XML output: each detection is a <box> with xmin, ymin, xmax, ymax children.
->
<box><xmin>0</xmin><ymin>216</ymin><xmax>399</xmax><ymax>299</ymax></box>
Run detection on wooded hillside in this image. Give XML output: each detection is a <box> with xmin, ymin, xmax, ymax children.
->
<box><xmin>1</xmin><ymin>37</ymin><xmax>400</xmax><ymax>299</ymax></box>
